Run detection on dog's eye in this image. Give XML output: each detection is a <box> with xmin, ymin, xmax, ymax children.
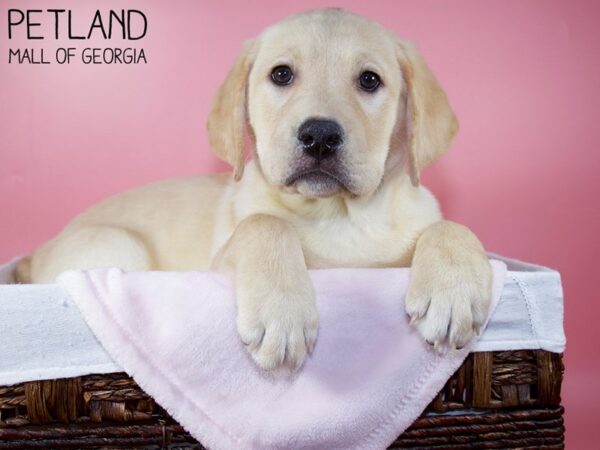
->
<box><xmin>358</xmin><ymin>71</ymin><xmax>381</xmax><ymax>92</ymax></box>
<box><xmin>271</xmin><ymin>65</ymin><xmax>294</xmax><ymax>86</ymax></box>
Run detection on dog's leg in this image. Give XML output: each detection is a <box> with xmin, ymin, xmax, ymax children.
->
<box><xmin>212</xmin><ymin>214</ymin><xmax>319</xmax><ymax>371</ymax></box>
<box><xmin>405</xmin><ymin>220</ymin><xmax>492</xmax><ymax>350</ymax></box>
<box><xmin>29</xmin><ymin>226</ymin><xmax>154</xmax><ymax>283</ymax></box>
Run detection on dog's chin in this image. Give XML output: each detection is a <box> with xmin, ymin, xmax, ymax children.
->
<box><xmin>294</xmin><ymin>172</ymin><xmax>342</xmax><ymax>198</ymax></box>
<box><xmin>285</xmin><ymin>170</ymin><xmax>349</xmax><ymax>198</ymax></box>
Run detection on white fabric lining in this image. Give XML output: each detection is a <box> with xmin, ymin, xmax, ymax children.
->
<box><xmin>0</xmin><ymin>255</ymin><xmax>565</xmax><ymax>386</ymax></box>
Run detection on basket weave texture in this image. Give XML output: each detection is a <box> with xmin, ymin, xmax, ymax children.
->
<box><xmin>0</xmin><ymin>350</ymin><xmax>564</xmax><ymax>449</ymax></box>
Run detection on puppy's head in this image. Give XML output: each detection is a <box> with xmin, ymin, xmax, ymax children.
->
<box><xmin>208</xmin><ymin>9</ymin><xmax>457</xmax><ymax>197</ymax></box>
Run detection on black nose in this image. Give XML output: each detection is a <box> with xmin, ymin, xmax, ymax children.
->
<box><xmin>297</xmin><ymin>119</ymin><xmax>343</xmax><ymax>160</ymax></box>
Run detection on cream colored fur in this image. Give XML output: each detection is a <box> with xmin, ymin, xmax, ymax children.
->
<box><xmin>21</xmin><ymin>9</ymin><xmax>492</xmax><ymax>371</ymax></box>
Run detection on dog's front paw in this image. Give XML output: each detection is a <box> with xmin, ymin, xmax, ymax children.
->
<box><xmin>236</xmin><ymin>278</ymin><xmax>319</xmax><ymax>371</ymax></box>
<box><xmin>406</xmin><ymin>250</ymin><xmax>492</xmax><ymax>350</ymax></box>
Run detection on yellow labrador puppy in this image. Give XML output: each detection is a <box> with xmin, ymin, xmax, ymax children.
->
<box><xmin>17</xmin><ymin>9</ymin><xmax>491</xmax><ymax>371</ymax></box>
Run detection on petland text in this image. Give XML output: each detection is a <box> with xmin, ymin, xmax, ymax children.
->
<box><xmin>7</xmin><ymin>9</ymin><xmax>147</xmax><ymax>65</ymax></box>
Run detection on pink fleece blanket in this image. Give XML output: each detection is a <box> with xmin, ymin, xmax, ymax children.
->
<box><xmin>58</xmin><ymin>260</ymin><xmax>506</xmax><ymax>450</ymax></box>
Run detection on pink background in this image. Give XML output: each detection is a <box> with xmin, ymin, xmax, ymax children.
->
<box><xmin>1</xmin><ymin>0</ymin><xmax>599</xmax><ymax>447</ymax></box>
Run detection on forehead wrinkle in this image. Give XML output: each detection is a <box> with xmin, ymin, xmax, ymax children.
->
<box><xmin>309</xmin><ymin>32</ymin><xmax>394</xmax><ymax>75</ymax></box>
<box><xmin>270</xmin><ymin>48</ymin><xmax>301</xmax><ymax>64</ymax></box>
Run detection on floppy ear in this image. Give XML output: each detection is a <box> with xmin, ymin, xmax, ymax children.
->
<box><xmin>207</xmin><ymin>40</ymin><xmax>257</xmax><ymax>181</ymax></box>
<box><xmin>397</xmin><ymin>41</ymin><xmax>458</xmax><ymax>186</ymax></box>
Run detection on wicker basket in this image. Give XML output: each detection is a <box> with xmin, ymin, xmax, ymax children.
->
<box><xmin>0</xmin><ymin>350</ymin><xmax>563</xmax><ymax>449</ymax></box>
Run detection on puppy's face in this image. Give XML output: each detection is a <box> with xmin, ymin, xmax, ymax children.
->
<box><xmin>248</xmin><ymin>11</ymin><xmax>402</xmax><ymax>197</ymax></box>
<box><xmin>208</xmin><ymin>9</ymin><xmax>458</xmax><ymax>198</ymax></box>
